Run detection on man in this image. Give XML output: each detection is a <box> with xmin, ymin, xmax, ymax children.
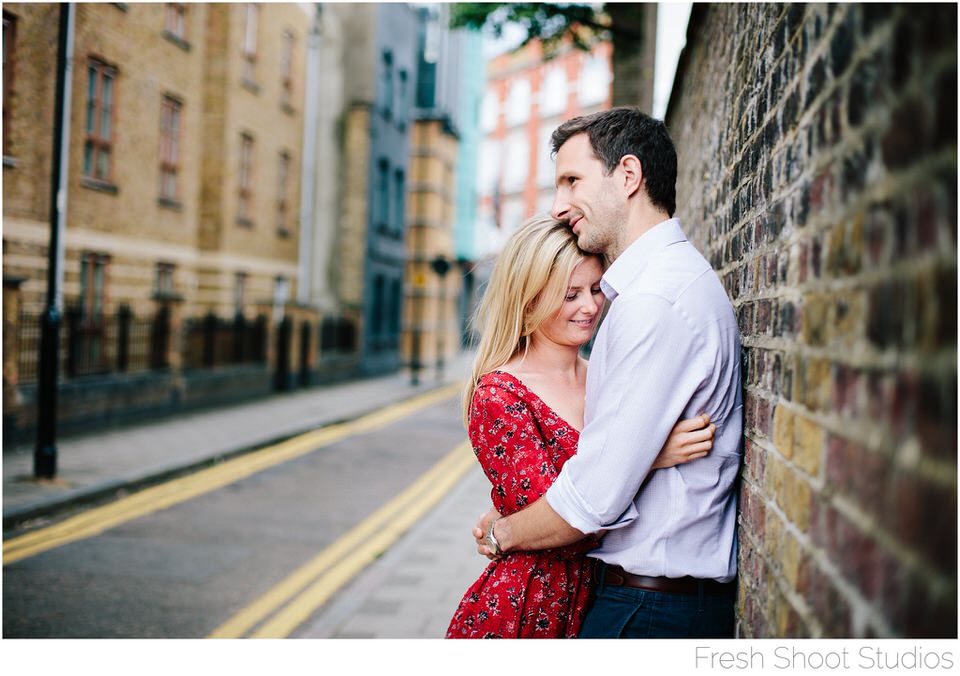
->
<box><xmin>474</xmin><ymin>107</ymin><xmax>743</xmax><ymax>638</ymax></box>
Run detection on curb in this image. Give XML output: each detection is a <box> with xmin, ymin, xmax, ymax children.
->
<box><xmin>2</xmin><ymin>380</ymin><xmax>460</xmax><ymax>534</ymax></box>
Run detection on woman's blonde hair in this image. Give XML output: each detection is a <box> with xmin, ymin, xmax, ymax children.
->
<box><xmin>462</xmin><ymin>214</ymin><xmax>604</xmax><ymax>426</ymax></box>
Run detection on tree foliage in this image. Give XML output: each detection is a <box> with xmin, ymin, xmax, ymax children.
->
<box><xmin>449</xmin><ymin>3</ymin><xmax>615</xmax><ymax>55</ymax></box>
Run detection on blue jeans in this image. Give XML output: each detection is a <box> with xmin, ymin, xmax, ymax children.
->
<box><xmin>578</xmin><ymin>562</ymin><xmax>736</xmax><ymax>638</ymax></box>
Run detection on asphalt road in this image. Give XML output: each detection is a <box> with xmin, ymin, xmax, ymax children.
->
<box><xmin>3</xmin><ymin>395</ymin><xmax>467</xmax><ymax>638</ymax></box>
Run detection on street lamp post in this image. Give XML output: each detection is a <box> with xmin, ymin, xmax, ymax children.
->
<box><xmin>35</xmin><ymin>3</ymin><xmax>75</xmax><ymax>479</ymax></box>
<box><xmin>430</xmin><ymin>255</ymin><xmax>450</xmax><ymax>382</ymax></box>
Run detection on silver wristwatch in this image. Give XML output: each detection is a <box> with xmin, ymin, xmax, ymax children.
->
<box><xmin>485</xmin><ymin>517</ymin><xmax>503</xmax><ymax>556</ymax></box>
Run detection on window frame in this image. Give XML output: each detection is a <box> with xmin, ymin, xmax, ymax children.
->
<box><xmin>158</xmin><ymin>94</ymin><xmax>182</xmax><ymax>202</ymax></box>
<box><xmin>276</xmin><ymin>149</ymin><xmax>291</xmax><ymax>236</ymax></box>
<box><xmin>79</xmin><ymin>251</ymin><xmax>111</xmax><ymax>317</ymax></box>
<box><xmin>279</xmin><ymin>29</ymin><xmax>294</xmax><ymax>107</ymax></box>
<box><xmin>381</xmin><ymin>51</ymin><xmax>394</xmax><ymax>120</ymax></box>
<box><xmin>242</xmin><ymin>3</ymin><xmax>259</xmax><ymax>83</ymax></box>
<box><xmin>234</xmin><ymin>272</ymin><xmax>248</xmax><ymax>314</ymax></box>
<box><xmin>393</xmin><ymin>168</ymin><xmax>405</xmax><ymax>236</ymax></box>
<box><xmin>238</xmin><ymin>132</ymin><xmax>255</xmax><ymax>225</ymax></box>
<box><xmin>155</xmin><ymin>261</ymin><xmax>176</xmax><ymax>297</ymax></box>
<box><xmin>83</xmin><ymin>57</ymin><xmax>119</xmax><ymax>184</ymax></box>
<box><xmin>376</xmin><ymin>158</ymin><xmax>390</xmax><ymax>232</ymax></box>
<box><xmin>164</xmin><ymin>3</ymin><xmax>187</xmax><ymax>42</ymax></box>
<box><xmin>3</xmin><ymin>12</ymin><xmax>17</xmax><ymax>158</ymax></box>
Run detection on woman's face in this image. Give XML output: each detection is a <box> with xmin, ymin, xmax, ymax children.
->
<box><xmin>532</xmin><ymin>256</ymin><xmax>605</xmax><ymax>349</ymax></box>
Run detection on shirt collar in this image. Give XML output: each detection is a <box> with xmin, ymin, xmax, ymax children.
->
<box><xmin>600</xmin><ymin>218</ymin><xmax>687</xmax><ymax>300</ymax></box>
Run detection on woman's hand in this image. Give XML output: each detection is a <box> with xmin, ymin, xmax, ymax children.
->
<box><xmin>651</xmin><ymin>413</ymin><xmax>715</xmax><ymax>469</ymax></box>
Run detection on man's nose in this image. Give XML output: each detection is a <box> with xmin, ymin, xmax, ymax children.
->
<box><xmin>551</xmin><ymin>192</ymin><xmax>569</xmax><ymax>222</ymax></box>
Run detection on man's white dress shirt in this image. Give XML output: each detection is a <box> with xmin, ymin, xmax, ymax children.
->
<box><xmin>546</xmin><ymin>218</ymin><xmax>743</xmax><ymax>582</ymax></box>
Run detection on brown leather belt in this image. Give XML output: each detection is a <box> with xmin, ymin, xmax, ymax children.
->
<box><xmin>601</xmin><ymin>563</ymin><xmax>735</xmax><ymax>595</ymax></box>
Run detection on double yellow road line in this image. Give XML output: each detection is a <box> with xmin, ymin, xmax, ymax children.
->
<box><xmin>209</xmin><ymin>440</ymin><xmax>474</xmax><ymax>638</ymax></box>
<box><xmin>3</xmin><ymin>381</ymin><xmax>463</xmax><ymax>567</ymax></box>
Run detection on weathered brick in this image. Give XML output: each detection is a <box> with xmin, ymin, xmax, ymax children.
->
<box><xmin>793</xmin><ymin>412</ymin><xmax>824</xmax><ymax>476</ymax></box>
<box><xmin>894</xmin><ymin>472</ymin><xmax>957</xmax><ymax>575</ymax></box>
<box><xmin>669</xmin><ymin>3</ymin><xmax>956</xmax><ymax>638</ymax></box>
<box><xmin>825</xmin><ymin>433</ymin><xmax>888</xmax><ymax>515</ymax></box>
<box><xmin>779</xmin><ymin>465</ymin><xmax>813</xmax><ymax>531</ymax></box>
<box><xmin>773</xmin><ymin>404</ymin><xmax>795</xmax><ymax>459</ymax></box>
<box><xmin>801</xmin><ymin>292</ymin><xmax>829</xmax><ymax>346</ymax></box>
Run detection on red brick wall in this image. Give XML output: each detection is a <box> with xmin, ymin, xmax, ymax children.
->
<box><xmin>667</xmin><ymin>4</ymin><xmax>956</xmax><ymax>638</ymax></box>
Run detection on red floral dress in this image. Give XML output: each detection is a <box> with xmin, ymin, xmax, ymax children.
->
<box><xmin>446</xmin><ymin>371</ymin><xmax>597</xmax><ymax>639</ymax></box>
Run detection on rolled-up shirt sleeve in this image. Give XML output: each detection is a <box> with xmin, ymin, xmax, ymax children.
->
<box><xmin>545</xmin><ymin>292</ymin><xmax>707</xmax><ymax>534</ymax></box>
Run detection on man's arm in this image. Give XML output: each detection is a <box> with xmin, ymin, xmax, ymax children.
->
<box><xmin>473</xmin><ymin>409</ymin><xmax>715</xmax><ymax>555</ymax></box>
<box><xmin>473</xmin><ymin>294</ymin><xmax>705</xmax><ymax>556</ymax></box>
<box><xmin>473</xmin><ymin>497</ymin><xmax>587</xmax><ymax>557</ymax></box>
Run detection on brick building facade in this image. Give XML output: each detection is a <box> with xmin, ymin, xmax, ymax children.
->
<box><xmin>2</xmin><ymin>3</ymin><xmax>318</xmax><ymax>439</ymax></box>
<box><xmin>476</xmin><ymin>38</ymin><xmax>613</xmax><ymax>249</ymax></box>
<box><xmin>3</xmin><ymin>3</ymin><xmax>310</xmax><ymax>318</ymax></box>
<box><xmin>666</xmin><ymin>4</ymin><xmax>956</xmax><ymax>637</ymax></box>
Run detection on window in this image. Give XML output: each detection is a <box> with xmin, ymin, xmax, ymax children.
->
<box><xmin>234</xmin><ymin>272</ymin><xmax>247</xmax><ymax>313</ymax></box>
<box><xmin>155</xmin><ymin>262</ymin><xmax>176</xmax><ymax>296</ymax></box>
<box><xmin>377</xmin><ymin>159</ymin><xmax>389</xmax><ymax>230</ymax></box>
<box><xmin>504</xmin><ymin>78</ymin><xmax>531</xmax><ymax>127</ymax></box>
<box><xmin>477</xmin><ymin>138</ymin><xmax>500</xmax><ymax>195</ymax></box>
<box><xmin>242</xmin><ymin>3</ymin><xmax>258</xmax><ymax>82</ymax></box>
<box><xmin>273</xmin><ymin>275</ymin><xmax>288</xmax><ymax>321</ymax></box>
<box><xmin>540</xmin><ymin>66</ymin><xmax>568</xmax><ymax>116</ymax></box>
<box><xmin>164</xmin><ymin>3</ymin><xmax>186</xmax><ymax>41</ymax></box>
<box><xmin>79</xmin><ymin>252</ymin><xmax>110</xmax><ymax>317</ymax></box>
<box><xmin>276</xmin><ymin>150</ymin><xmax>291</xmax><ymax>234</ymax></box>
<box><xmin>389</xmin><ymin>278</ymin><xmax>401</xmax><ymax>334</ymax></box>
<box><xmin>159</xmin><ymin>95</ymin><xmax>182</xmax><ymax>201</ymax></box>
<box><xmin>3</xmin><ymin>12</ymin><xmax>16</xmax><ymax>157</ymax></box>
<box><xmin>536</xmin><ymin>123</ymin><xmax>556</xmax><ymax>188</ymax></box>
<box><xmin>273</xmin><ymin>275</ymin><xmax>289</xmax><ymax>305</ymax></box>
<box><xmin>501</xmin><ymin>197</ymin><xmax>525</xmax><ymax>234</ymax></box>
<box><xmin>372</xmin><ymin>275</ymin><xmax>385</xmax><ymax>336</ymax></box>
<box><xmin>579</xmin><ymin>52</ymin><xmax>611</xmax><ymax>105</ymax></box>
<box><xmin>238</xmin><ymin>133</ymin><xmax>254</xmax><ymax>223</ymax></box>
<box><xmin>393</xmin><ymin>169</ymin><xmax>405</xmax><ymax>235</ymax></box>
<box><xmin>480</xmin><ymin>90</ymin><xmax>498</xmax><ymax>133</ymax></box>
<box><xmin>381</xmin><ymin>51</ymin><xmax>393</xmax><ymax>119</ymax></box>
<box><xmin>397</xmin><ymin>70</ymin><xmax>408</xmax><ymax>127</ymax></box>
<box><xmin>84</xmin><ymin>58</ymin><xmax>117</xmax><ymax>182</ymax></box>
<box><xmin>280</xmin><ymin>30</ymin><xmax>293</xmax><ymax>106</ymax></box>
<box><xmin>502</xmin><ymin>131</ymin><xmax>528</xmax><ymax>193</ymax></box>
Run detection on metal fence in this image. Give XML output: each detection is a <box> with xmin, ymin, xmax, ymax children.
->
<box><xmin>181</xmin><ymin>313</ymin><xmax>268</xmax><ymax>370</ymax></box>
<box><xmin>15</xmin><ymin>307</ymin><xmax>360</xmax><ymax>384</ymax></box>
<box><xmin>16</xmin><ymin>305</ymin><xmax>169</xmax><ymax>383</ymax></box>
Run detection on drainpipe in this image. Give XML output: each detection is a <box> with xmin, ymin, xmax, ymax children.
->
<box><xmin>35</xmin><ymin>2</ymin><xmax>75</xmax><ymax>478</ymax></box>
<box><xmin>297</xmin><ymin>4</ymin><xmax>322</xmax><ymax>305</ymax></box>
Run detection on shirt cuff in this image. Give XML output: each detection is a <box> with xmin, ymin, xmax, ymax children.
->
<box><xmin>545</xmin><ymin>470</ymin><xmax>639</xmax><ymax>534</ymax></box>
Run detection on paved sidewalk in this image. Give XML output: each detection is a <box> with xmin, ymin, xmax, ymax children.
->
<box><xmin>297</xmin><ymin>462</ymin><xmax>491</xmax><ymax>638</ymax></box>
<box><xmin>3</xmin><ymin>355</ymin><xmax>472</xmax><ymax>529</ymax></box>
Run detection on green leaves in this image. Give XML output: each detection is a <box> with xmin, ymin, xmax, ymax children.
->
<box><xmin>449</xmin><ymin>3</ymin><xmax>610</xmax><ymax>57</ymax></box>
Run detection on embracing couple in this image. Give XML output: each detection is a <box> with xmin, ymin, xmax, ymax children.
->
<box><xmin>446</xmin><ymin>107</ymin><xmax>743</xmax><ymax>639</ymax></box>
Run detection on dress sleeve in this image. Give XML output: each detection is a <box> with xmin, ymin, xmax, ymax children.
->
<box><xmin>468</xmin><ymin>383</ymin><xmax>561</xmax><ymax>517</ymax></box>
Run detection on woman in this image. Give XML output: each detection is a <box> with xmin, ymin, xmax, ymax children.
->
<box><xmin>446</xmin><ymin>216</ymin><xmax>715</xmax><ymax>639</ymax></box>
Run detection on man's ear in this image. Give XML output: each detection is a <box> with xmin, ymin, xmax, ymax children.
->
<box><xmin>619</xmin><ymin>154</ymin><xmax>643</xmax><ymax>198</ymax></box>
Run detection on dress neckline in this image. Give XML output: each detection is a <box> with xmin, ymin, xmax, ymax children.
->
<box><xmin>486</xmin><ymin>370</ymin><xmax>583</xmax><ymax>434</ymax></box>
